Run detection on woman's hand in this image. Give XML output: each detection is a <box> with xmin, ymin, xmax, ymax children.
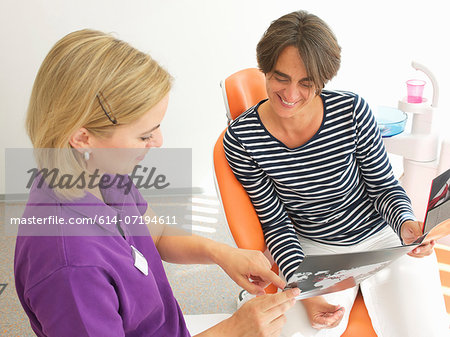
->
<box><xmin>155</xmin><ymin>233</ymin><xmax>284</xmax><ymax>293</ymax></box>
<box><xmin>196</xmin><ymin>288</ymin><xmax>300</xmax><ymax>337</ymax></box>
<box><xmin>401</xmin><ymin>220</ymin><xmax>435</xmax><ymax>258</ymax></box>
<box><xmin>302</xmin><ymin>296</ymin><xmax>344</xmax><ymax>329</ymax></box>
<box><xmin>213</xmin><ymin>245</ymin><xmax>285</xmax><ymax>295</ymax></box>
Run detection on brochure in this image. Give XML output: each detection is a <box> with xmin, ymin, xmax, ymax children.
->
<box><xmin>285</xmin><ymin>168</ymin><xmax>450</xmax><ymax>300</ymax></box>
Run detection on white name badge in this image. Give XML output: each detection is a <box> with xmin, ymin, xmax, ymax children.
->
<box><xmin>131</xmin><ymin>245</ymin><xmax>148</xmax><ymax>276</ymax></box>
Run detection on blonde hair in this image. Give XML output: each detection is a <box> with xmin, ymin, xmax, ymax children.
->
<box><xmin>26</xmin><ymin>29</ymin><xmax>172</xmax><ymax>199</ymax></box>
<box><xmin>257</xmin><ymin>10</ymin><xmax>341</xmax><ymax>93</ymax></box>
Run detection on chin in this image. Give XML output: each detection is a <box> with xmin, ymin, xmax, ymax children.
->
<box><xmin>274</xmin><ymin>104</ymin><xmax>303</xmax><ymax>118</ymax></box>
<box><xmin>268</xmin><ymin>96</ymin><xmax>302</xmax><ymax>117</ymax></box>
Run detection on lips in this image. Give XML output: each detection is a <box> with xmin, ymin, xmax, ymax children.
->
<box><xmin>278</xmin><ymin>94</ymin><xmax>298</xmax><ymax>108</ymax></box>
<box><xmin>281</xmin><ymin>97</ymin><xmax>295</xmax><ymax>106</ymax></box>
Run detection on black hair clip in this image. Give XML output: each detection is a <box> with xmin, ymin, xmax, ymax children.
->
<box><xmin>96</xmin><ymin>92</ymin><xmax>118</xmax><ymax>125</ymax></box>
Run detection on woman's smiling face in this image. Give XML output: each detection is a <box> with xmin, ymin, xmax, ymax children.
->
<box><xmin>265</xmin><ymin>45</ymin><xmax>317</xmax><ymax>119</ymax></box>
<box><xmin>74</xmin><ymin>94</ymin><xmax>169</xmax><ymax>175</ymax></box>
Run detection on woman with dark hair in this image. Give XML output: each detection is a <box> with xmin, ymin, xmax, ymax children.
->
<box><xmin>225</xmin><ymin>10</ymin><xmax>448</xmax><ymax>336</ymax></box>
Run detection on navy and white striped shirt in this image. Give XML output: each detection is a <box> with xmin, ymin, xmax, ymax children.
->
<box><xmin>224</xmin><ymin>90</ymin><xmax>415</xmax><ymax>281</ymax></box>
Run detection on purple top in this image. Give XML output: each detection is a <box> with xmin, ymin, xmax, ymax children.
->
<box><xmin>14</xmin><ymin>175</ymin><xmax>191</xmax><ymax>337</ymax></box>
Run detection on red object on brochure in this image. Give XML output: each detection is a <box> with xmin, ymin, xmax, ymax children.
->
<box><xmin>419</xmin><ymin>168</ymin><xmax>450</xmax><ymax>243</ymax></box>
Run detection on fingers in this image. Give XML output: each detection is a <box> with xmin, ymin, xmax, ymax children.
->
<box><xmin>401</xmin><ymin>220</ymin><xmax>424</xmax><ymax>245</ymax></box>
<box><xmin>257</xmin><ymin>291</ymin><xmax>298</xmax><ymax>328</ymax></box>
<box><xmin>311</xmin><ymin>306</ymin><xmax>345</xmax><ymax>330</ymax></box>
<box><xmin>249</xmin><ymin>277</ymin><xmax>271</xmax><ymax>290</ymax></box>
<box><xmin>263</xmin><ymin>296</ymin><xmax>296</xmax><ymax>325</ymax></box>
<box><xmin>312</xmin><ymin>311</ymin><xmax>344</xmax><ymax>329</ymax></box>
<box><xmin>250</xmin><ymin>267</ymin><xmax>286</xmax><ymax>290</ymax></box>
<box><xmin>303</xmin><ymin>296</ymin><xmax>346</xmax><ymax>330</ymax></box>
<box><xmin>236</xmin><ymin>276</ymin><xmax>266</xmax><ymax>296</ymax></box>
<box><xmin>238</xmin><ymin>276</ymin><xmax>278</xmax><ymax>296</ymax></box>
<box><xmin>259</xmin><ymin>288</ymin><xmax>300</xmax><ymax>312</ymax></box>
<box><xmin>250</xmin><ymin>251</ymin><xmax>286</xmax><ymax>289</ymax></box>
<box><xmin>408</xmin><ymin>240</ymin><xmax>435</xmax><ymax>258</ymax></box>
<box><xmin>234</xmin><ymin>289</ymin><xmax>298</xmax><ymax>336</ymax></box>
<box><xmin>266</xmin><ymin>293</ymin><xmax>296</xmax><ymax>320</ymax></box>
<box><xmin>326</xmin><ymin>307</ymin><xmax>345</xmax><ymax>329</ymax></box>
<box><xmin>233</xmin><ymin>249</ymin><xmax>286</xmax><ymax>293</ymax></box>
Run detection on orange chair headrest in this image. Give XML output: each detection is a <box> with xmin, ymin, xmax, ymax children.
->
<box><xmin>222</xmin><ymin>68</ymin><xmax>267</xmax><ymax>121</ymax></box>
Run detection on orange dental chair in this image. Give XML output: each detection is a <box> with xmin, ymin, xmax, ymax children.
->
<box><xmin>213</xmin><ymin>68</ymin><xmax>450</xmax><ymax>336</ymax></box>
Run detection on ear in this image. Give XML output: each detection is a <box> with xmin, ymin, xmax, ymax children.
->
<box><xmin>69</xmin><ymin>127</ymin><xmax>95</xmax><ymax>151</ymax></box>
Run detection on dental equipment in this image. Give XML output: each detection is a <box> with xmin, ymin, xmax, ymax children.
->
<box><xmin>383</xmin><ymin>61</ymin><xmax>450</xmax><ymax>220</ymax></box>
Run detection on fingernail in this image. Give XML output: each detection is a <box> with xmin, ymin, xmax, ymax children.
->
<box><xmin>292</xmin><ymin>288</ymin><xmax>301</xmax><ymax>296</ymax></box>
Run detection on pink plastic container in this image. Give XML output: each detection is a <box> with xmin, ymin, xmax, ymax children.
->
<box><xmin>406</xmin><ymin>79</ymin><xmax>425</xmax><ymax>103</ymax></box>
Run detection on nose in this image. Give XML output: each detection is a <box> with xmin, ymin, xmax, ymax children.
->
<box><xmin>284</xmin><ymin>83</ymin><xmax>301</xmax><ymax>102</ymax></box>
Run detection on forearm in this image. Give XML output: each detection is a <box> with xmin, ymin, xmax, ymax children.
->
<box><xmin>353</xmin><ymin>95</ymin><xmax>415</xmax><ymax>233</ymax></box>
<box><xmin>224</xmin><ymin>128</ymin><xmax>304</xmax><ymax>281</ymax></box>
<box><xmin>193</xmin><ymin>317</ymin><xmax>230</xmax><ymax>337</ymax></box>
<box><xmin>156</xmin><ymin>230</ymin><xmax>229</xmax><ymax>265</ymax></box>
<box><xmin>264</xmin><ymin>223</ymin><xmax>304</xmax><ymax>282</ymax></box>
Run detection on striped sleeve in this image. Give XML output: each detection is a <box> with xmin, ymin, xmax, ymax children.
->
<box><xmin>353</xmin><ymin>95</ymin><xmax>416</xmax><ymax>237</ymax></box>
<box><xmin>223</xmin><ymin>126</ymin><xmax>303</xmax><ymax>282</ymax></box>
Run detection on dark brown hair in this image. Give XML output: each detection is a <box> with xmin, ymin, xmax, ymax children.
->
<box><xmin>256</xmin><ymin>10</ymin><xmax>341</xmax><ymax>92</ymax></box>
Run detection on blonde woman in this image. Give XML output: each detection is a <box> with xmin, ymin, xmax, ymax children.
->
<box><xmin>14</xmin><ymin>29</ymin><xmax>299</xmax><ymax>337</ymax></box>
<box><xmin>224</xmin><ymin>10</ymin><xmax>448</xmax><ymax>336</ymax></box>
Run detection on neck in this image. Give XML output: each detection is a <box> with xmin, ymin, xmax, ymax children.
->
<box><xmin>257</xmin><ymin>94</ymin><xmax>324</xmax><ymax>149</ymax></box>
<box><xmin>83</xmin><ymin>164</ymin><xmax>107</xmax><ymax>202</ymax></box>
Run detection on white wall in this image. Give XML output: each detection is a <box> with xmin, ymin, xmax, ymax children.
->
<box><xmin>1</xmin><ymin>0</ymin><xmax>449</xmax><ymax>195</ymax></box>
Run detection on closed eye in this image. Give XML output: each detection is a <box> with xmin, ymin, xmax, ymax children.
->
<box><xmin>275</xmin><ymin>76</ymin><xmax>289</xmax><ymax>83</ymax></box>
<box><xmin>300</xmin><ymin>82</ymin><xmax>313</xmax><ymax>88</ymax></box>
<box><xmin>139</xmin><ymin>124</ymin><xmax>160</xmax><ymax>141</ymax></box>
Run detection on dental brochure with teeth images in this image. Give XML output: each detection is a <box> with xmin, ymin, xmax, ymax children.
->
<box><xmin>285</xmin><ymin>168</ymin><xmax>450</xmax><ymax>300</ymax></box>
